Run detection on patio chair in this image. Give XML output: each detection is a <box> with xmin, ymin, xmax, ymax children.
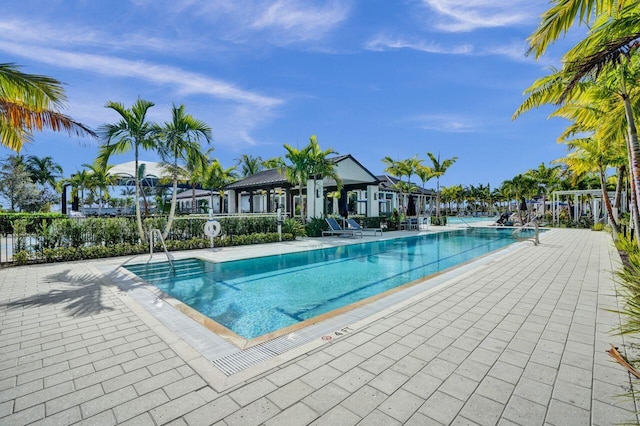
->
<box><xmin>346</xmin><ymin>218</ymin><xmax>383</xmax><ymax>236</ymax></box>
<box><xmin>323</xmin><ymin>217</ymin><xmax>362</xmax><ymax>238</ymax></box>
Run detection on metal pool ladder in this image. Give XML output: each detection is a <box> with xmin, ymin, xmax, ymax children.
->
<box><xmin>512</xmin><ymin>219</ymin><xmax>540</xmax><ymax>246</ymax></box>
<box><xmin>148</xmin><ymin>228</ymin><xmax>174</xmax><ymax>270</ymax></box>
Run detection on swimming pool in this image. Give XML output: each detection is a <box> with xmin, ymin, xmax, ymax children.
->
<box><xmin>124</xmin><ymin>228</ymin><xmax>535</xmax><ymax>340</ymax></box>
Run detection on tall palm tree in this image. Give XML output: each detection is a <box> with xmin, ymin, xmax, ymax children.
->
<box><xmin>416</xmin><ymin>164</ymin><xmax>434</xmax><ymax>215</ymax></box>
<box><xmin>524</xmin><ymin>0</ymin><xmax>640</xmax><ymax>243</ymax></box>
<box><xmin>158</xmin><ymin>104</ymin><xmax>211</xmax><ymax>239</ymax></box>
<box><xmin>25</xmin><ymin>155</ymin><xmax>63</xmax><ymax>188</ymax></box>
<box><xmin>95</xmin><ymin>99</ymin><xmax>158</xmax><ymax>244</ymax></box>
<box><xmin>0</xmin><ymin>63</ymin><xmax>96</xmax><ymax>152</ymax></box>
<box><xmin>426</xmin><ymin>152</ymin><xmax>458</xmax><ymax>218</ymax></box>
<box><xmin>307</xmin><ymin>135</ymin><xmax>342</xmax><ymax>213</ymax></box>
<box><xmin>284</xmin><ymin>143</ymin><xmax>312</xmax><ymax>220</ymax></box>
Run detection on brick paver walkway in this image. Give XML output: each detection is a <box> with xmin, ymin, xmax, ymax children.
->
<box><xmin>0</xmin><ymin>229</ymin><xmax>637</xmax><ymax>425</ymax></box>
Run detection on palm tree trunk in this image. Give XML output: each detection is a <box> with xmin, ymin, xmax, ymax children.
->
<box><xmin>134</xmin><ymin>154</ymin><xmax>147</xmax><ymax>244</ymax></box>
<box><xmin>622</xmin><ymin>94</ymin><xmax>640</xmax><ymax>244</ymax></box>
<box><xmin>163</xmin><ymin>174</ymin><xmax>178</xmax><ymax>240</ymax></box>
<box><xmin>599</xmin><ymin>167</ymin><xmax>620</xmax><ymax>238</ymax></box>
<box><xmin>614</xmin><ymin>165</ymin><xmax>625</xmax><ymax>211</ymax></box>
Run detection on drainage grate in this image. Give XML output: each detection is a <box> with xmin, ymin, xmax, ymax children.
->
<box><xmin>212</xmin><ymin>330</ymin><xmax>321</xmax><ymax>375</ymax></box>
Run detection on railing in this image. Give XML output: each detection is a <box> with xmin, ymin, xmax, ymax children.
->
<box><xmin>512</xmin><ymin>219</ymin><xmax>540</xmax><ymax>246</ymax></box>
<box><xmin>454</xmin><ymin>214</ymin><xmax>473</xmax><ymax>228</ymax></box>
<box><xmin>148</xmin><ymin>228</ymin><xmax>174</xmax><ymax>270</ymax></box>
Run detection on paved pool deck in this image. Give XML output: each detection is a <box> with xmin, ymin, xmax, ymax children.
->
<box><xmin>0</xmin><ymin>227</ymin><xmax>638</xmax><ymax>425</ymax></box>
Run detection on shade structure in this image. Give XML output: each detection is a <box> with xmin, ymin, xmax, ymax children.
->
<box><xmin>339</xmin><ymin>188</ymin><xmax>349</xmax><ymax>218</ymax></box>
<box><xmin>407</xmin><ymin>195</ymin><xmax>416</xmax><ymax>216</ymax></box>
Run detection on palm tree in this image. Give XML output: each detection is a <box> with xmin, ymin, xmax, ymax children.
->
<box><xmin>0</xmin><ymin>63</ymin><xmax>97</xmax><ymax>152</ymax></box>
<box><xmin>524</xmin><ymin>1</ymin><xmax>640</xmax><ymax>243</ymax></box>
<box><xmin>83</xmin><ymin>163</ymin><xmax>116</xmax><ymax>215</ymax></box>
<box><xmin>416</xmin><ymin>164</ymin><xmax>434</xmax><ymax>215</ymax></box>
<box><xmin>284</xmin><ymin>143</ymin><xmax>312</xmax><ymax>221</ymax></box>
<box><xmin>525</xmin><ymin>163</ymin><xmax>561</xmax><ymax>216</ymax></box>
<box><xmin>199</xmin><ymin>160</ymin><xmax>237</xmax><ymax>214</ymax></box>
<box><xmin>25</xmin><ymin>155</ymin><xmax>63</xmax><ymax>188</ymax></box>
<box><xmin>426</xmin><ymin>152</ymin><xmax>457</xmax><ymax>218</ymax></box>
<box><xmin>307</xmin><ymin>135</ymin><xmax>342</xmax><ymax>215</ymax></box>
<box><xmin>236</xmin><ymin>154</ymin><xmax>263</xmax><ymax>177</ymax></box>
<box><xmin>67</xmin><ymin>169</ymin><xmax>92</xmax><ymax>210</ymax></box>
<box><xmin>96</xmin><ymin>99</ymin><xmax>158</xmax><ymax>244</ymax></box>
<box><xmin>158</xmin><ymin>104</ymin><xmax>211</xmax><ymax>238</ymax></box>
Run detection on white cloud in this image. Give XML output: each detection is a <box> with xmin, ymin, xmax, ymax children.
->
<box><xmin>174</xmin><ymin>0</ymin><xmax>350</xmax><ymax>46</ymax></box>
<box><xmin>252</xmin><ymin>0</ymin><xmax>350</xmax><ymax>43</ymax></box>
<box><xmin>0</xmin><ymin>18</ymin><xmax>199</xmax><ymax>54</ymax></box>
<box><xmin>0</xmin><ymin>41</ymin><xmax>282</xmax><ymax>108</ymax></box>
<box><xmin>422</xmin><ymin>0</ymin><xmax>535</xmax><ymax>32</ymax></box>
<box><xmin>410</xmin><ymin>114</ymin><xmax>476</xmax><ymax>133</ymax></box>
<box><xmin>365</xmin><ymin>34</ymin><xmax>473</xmax><ymax>55</ymax></box>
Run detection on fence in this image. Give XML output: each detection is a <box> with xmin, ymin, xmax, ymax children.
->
<box><xmin>0</xmin><ymin>214</ymin><xmax>280</xmax><ymax>265</ymax></box>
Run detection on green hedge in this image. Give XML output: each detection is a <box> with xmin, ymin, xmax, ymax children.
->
<box><xmin>13</xmin><ymin>232</ymin><xmax>296</xmax><ymax>265</ymax></box>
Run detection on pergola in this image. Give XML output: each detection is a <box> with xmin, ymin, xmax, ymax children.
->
<box><xmin>551</xmin><ymin>189</ymin><xmax>625</xmax><ymax>225</ymax></box>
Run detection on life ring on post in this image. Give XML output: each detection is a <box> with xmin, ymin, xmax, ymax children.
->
<box><xmin>204</xmin><ymin>220</ymin><xmax>221</xmax><ymax>238</ymax></box>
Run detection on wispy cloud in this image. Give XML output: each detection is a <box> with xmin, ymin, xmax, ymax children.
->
<box><xmin>409</xmin><ymin>114</ymin><xmax>477</xmax><ymax>133</ymax></box>
<box><xmin>0</xmin><ymin>41</ymin><xmax>282</xmax><ymax>108</ymax></box>
<box><xmin>421</xmin><ymin>0</ymin><xmax>535</xmax><ymax>32</ymax></box>
<box><xmin>252</xmin><ymin>0</ymin><xmax>350</xmax><ymax>43</ymax></box>
<box><xmin>175</xmin><ymin>0</ymin><xmax>350</xmax><ymax>46</ymax></box>
<box><xmin>365</xmin><ymin>34</ymin><xmax>473</xmax><ymax>55</ymax></box>
<box><xmin>0</xmin><ymin>18</ymin><xmax>200</xmax><ymax>54</ymax></box>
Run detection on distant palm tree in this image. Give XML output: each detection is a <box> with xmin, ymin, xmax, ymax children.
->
<box><xmin>236</xmin><ymin>154</ymin><xmax>263</xmax><ymax>177</ymax></box>
<box><xmin>67</xmin><ymin>169</ymin><xmax>92</xmax><ymax>210</ymax></box>
<box><xmin>26</xmin><ymin>155</ymin><xmax>63</xmax><ymax>188</ymax></box>
<box><xmin>199</xmin><ymin>160</ymin><xmax>237</xmax><ymax>214</ymax></box>
<box><xmin>83</xmin><ymin>163</ymin><xmax>116</xmax><ymax>215</ymax></box>
<box><xmin>96</xmin><ymin>99</ymin><xmax>158</xmax><ymax>244</ymax></box>
<box><xmin>426</xmin><ymin>152</ymin><xmax>457</xmax><ymax>218</ymax></box>
<box><xmin>0</xmin><ymin>63</ymin><xmax>96</xmax><ymax>152</ymax></box>
<box><xmin>158</xmin><ymin>104</ymin><xmax>211</xmax><ymax>238</ymax></box>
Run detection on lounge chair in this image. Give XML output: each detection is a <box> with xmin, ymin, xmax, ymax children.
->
<box><xmin>346</xmin><ymin>218</ymin><xmax>383</xmax><ymax>236</ymax></box>
<box><xmin>323</xmin><ymin>217</ymin><xmax>362</xmax><ymax>238</ymax></box>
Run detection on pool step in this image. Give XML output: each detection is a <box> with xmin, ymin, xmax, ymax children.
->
<box><xmin>126</xmin><ymin>259</ymin><xmax>206</xmax><ymax>282</ymax></box>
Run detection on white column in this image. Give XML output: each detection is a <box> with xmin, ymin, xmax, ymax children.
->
<box><xmin>367</xmin><ymin>185</ymin><xmax>379</xmax><ymax>217</ymax></box>
<box><xmin>306</xmin><ymin>179</ymin><xmax>324</xmax><ymax>220</ymax></box>
<box><xmin>228</xmin><ymin>189</ymin><xmax>236</xmax><ymax>213</ymax></box>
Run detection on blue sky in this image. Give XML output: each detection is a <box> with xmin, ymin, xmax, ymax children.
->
<box><xmin>1</xmin><ymin>0</ymin><xmax>581</xmax><ymax>189</ymax></box>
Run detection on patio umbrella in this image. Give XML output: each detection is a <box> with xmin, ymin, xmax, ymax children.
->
<box><xmin>339</xmin><ymin>187</ymin><xmax>349</xmax><ymax>219</ymax></box>
<box><xmin>407</xmin><ymin>195</ymin><xmax>416</xmax><ymax>217</ymax></box>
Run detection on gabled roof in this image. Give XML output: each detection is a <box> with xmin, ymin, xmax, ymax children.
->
<box><xmin>224</xmin><ymin>154</ymin><xmax>379</xmax><ymax>191</ymax></box>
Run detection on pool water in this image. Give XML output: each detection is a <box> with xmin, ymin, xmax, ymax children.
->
<box><xmin>125</xmin><ymin>228</ymin><xmax>536</xmax><ymax>339</ymax></box>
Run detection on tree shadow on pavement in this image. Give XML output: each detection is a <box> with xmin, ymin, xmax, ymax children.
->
<box><xmin>1</xmin><ymin>269</ymin><xmax>115</xmax><ymax>317</ymax></box>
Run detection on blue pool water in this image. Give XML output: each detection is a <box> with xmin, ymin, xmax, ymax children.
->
<box><xmin>125</xmin><ymin>228</ymin><xmax>535</xmax><ymax>339</ymax></box>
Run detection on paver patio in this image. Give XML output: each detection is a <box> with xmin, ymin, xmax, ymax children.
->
<box><xmin>0</xmin><ymin>228</ymin><xmax>638</xmax><ymax>425</ymax></box>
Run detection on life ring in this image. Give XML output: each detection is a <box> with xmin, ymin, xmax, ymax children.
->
<box><xmin>204</xmin><ymin>220</ymin><xmax>221</xmax><ymax>238</ymax></box>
